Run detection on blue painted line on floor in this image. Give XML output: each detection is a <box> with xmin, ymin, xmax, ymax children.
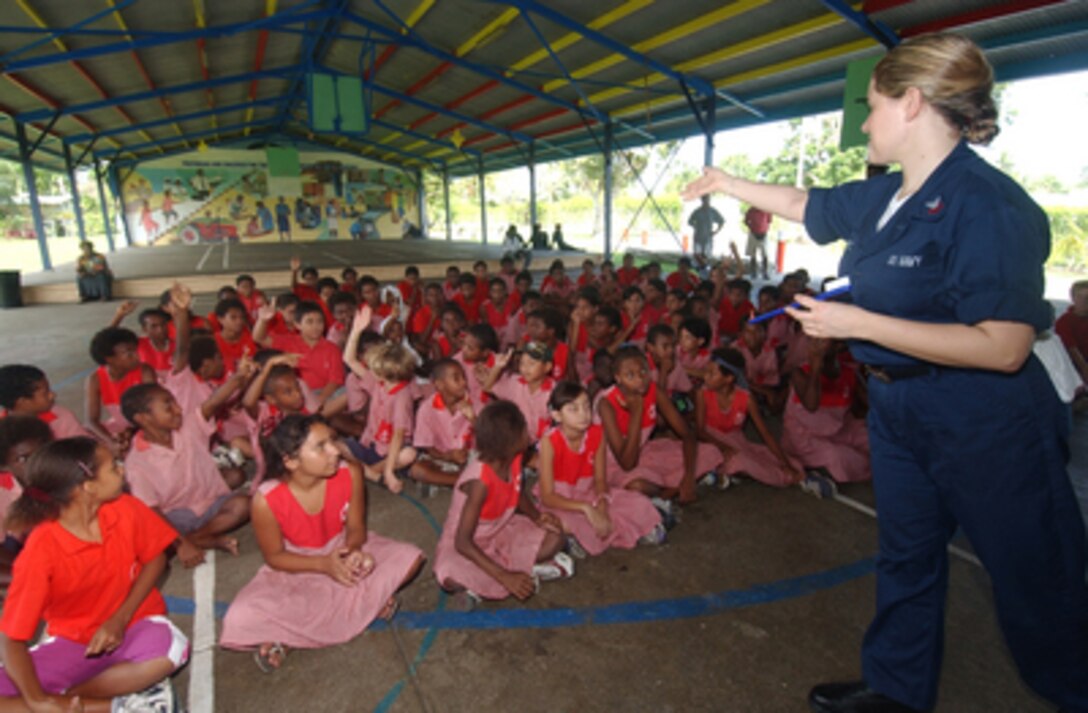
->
<box><xmin>164</xmin><ymin>555</ymin><xmax>876</xmax><ymax>632</ymax></box>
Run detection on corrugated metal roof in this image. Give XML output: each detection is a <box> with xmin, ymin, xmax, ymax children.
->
<box><xmin>1</xmin><ymin>0</ymin><xmax>1086</xmax><ymax>174</ymax></box>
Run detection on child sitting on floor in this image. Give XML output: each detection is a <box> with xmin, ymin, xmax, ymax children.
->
<box><xmin>85</xmin><ymin>326</ymin><xmax>156</xmax><ymax>447</ymax></box>
<box><xmin>122</xmin><ymin>372</ymin><xmax>253</xmax><ymax>567</ymax></box>
<box><xmin>0</xmin><ymin>416</ymin><xmax>53</xmax><ymax>581</ymax></box>
<box><xmin>345</xmin><ymin>335</ymin><xmax>418</xmax><ymax>495</ymax></box>
<box><xmin>677</xmin><ymin>317</ymin><xmax>713</xmax><ymax>382</ymax></box>
<box><xmin>569</xmin><ymin>287</ymin><xmax>601</xmax><ymax>383</ymax></box>
<box><xmin>481</xmin><ymin>278</ymin><xmax>517</xmax><ymax>346</ymax></box>
<box><xmin>108</xmin><ymin>301</ymin><xmax>175</xmax><ymax>378</ymax></box>
<box><xmin>645</xmin><ymin>324</ymin><xmax>694</xmax><ymax>397</ymax></box>
<box><xmin>453</xmin><ymin>273</ymin><xmax>483</xmax><ymax>325</ymax></box>
<box><xmin>597</xmin><ymin>347</ymin><xmax>718</xmax><ymax>506</ymax></box>
<box><xmin>735</xmin><ymin>317</ymin><xmax>786</xmax><ymax>413</ymax></box>
<box><xmin>433</xmin><ymin>401</ymin><xmax>573</xmax><ymax>607</ymax></box>
<box><xmin>409</xmin><ymin>359</ymin><xmax>476</xmax><ymax>490</ymax></box>
<box><xmin>525</xmin><ymin>308</ymin><xmax>572</xmax><ymax>382</ymax></box>
<box><xmin>482</xmin><ymin>342</ymin><xmax>556</xmax><ymax>444</ymax></box>
<box><xmin>620</xmin><ymin>286</ymin><xmax>652</xmax><ymax>345</ymax></box>
<box><xmin>537</xmin><ymin>382</ymin><xmax>665</xmax><ymax>556</ymax></box>
<box><xmin>694</xmin><ymin>348</ymin><xmax>802</xmax><ymax>490</ymax></box>
<box><xmin>212</xmin><ymin>297</ymin><xmax>258</xmax><ymax>376</ymax></box>
<box><xmin>454</xmin><ymin>324</ymin><xmax>500</xmax><ymax>409</ymax></box>
<box><xmin>782</xmin><ymin>338</ymin><xmax>871</xmax><ymax>494</ymax></box>
<box><xmin>325</xmin><ymin>291</ymin><xmax>358</xmax><ymax>349</ymax></box>
<box><xmin>507</xmin><ymin>290</ymin><xmax>543</xmax><ymax>347</ymax></box>
<box><xmin>254</xmin><ymin>301</ymin><xmax>344</xmax><ymax>411</ymax></box>
<box><xmin>0</xmin><ymin>437</ymin><xmax>188</xmax><ymax>711</ymax></box>
<box><xmin>409</xmin><ymin>283</ymin><xmax>444</xmax><ymax>352</ymax></box>
<box><xmin>0</xmin><ymin>365</ymin><xmax>91</xmax><ymax>440</ymax></box>
<box><xmin>430</xmin><ymin>304</ymin><xmax>466</xmax><ymax>361</ymax></box>
<box><xmin>219</xmin><ymin>415</ymin><xmax>424</xmax><ymax>673</ymax></box>
<box><xmin>442</xmin><ymin>265</ymin><xmax>461</xmax><ymax>302</ymax></box>
<box><xmin>236</xmin><ymin>273</ymin><xmax>268</xmax><ymax>324</ymax></box>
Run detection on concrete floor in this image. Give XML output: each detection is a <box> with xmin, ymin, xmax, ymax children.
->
<box><xmin>0</xmin><ymin>258</ymin><xmax>1073</xmax><ymax>713</ymax></box>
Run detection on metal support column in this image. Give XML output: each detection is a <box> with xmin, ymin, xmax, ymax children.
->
<box><xmin>703</xmin><ymin>95</ymin><xmax>716</xmax><ymax>167</ymax></box>
<box><xmin>414</xmin><ymin>168</ymin><xmax>426</xmax><ymax>237</ymax></box>
<box><xmin>107</xmin><ymin>163</ymin><xmax>134</xmax><ymax>248</ymax></box>
<box><xmin>478</xmin><ymin>158</ymin><xmax>487</xmax><ymax>245</ymax></box>
<box><xmin>442</xmin><ymin>165</ymin><xmax>452</xmax><ymax>242</ymax></box>
<box><xmin>603</xmin><ymin>122</ymin><xmax>614</xmax><ymax>261</ymax></box>
<box><xmin>528</xmin><ymin>142</ymin><xmax>537</xmax><ymax>234</ymax></box>
<box><xmin>64</xmin><ymin>144</ymin><xmax>89</xmax><ymax>245</ymax></box>
<box><xmin>93</xmin><ymin>158</ymin><xmax>115</xmax><ymax>252</ymax></box>
<box><xmin>15</xmin><ymin>122</ymin><xmax>52</xmax><ymax>271</ymax></box>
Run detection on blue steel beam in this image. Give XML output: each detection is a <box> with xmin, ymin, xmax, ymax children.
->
<box><xmin>2</xmin><ymin>0</ymin><xmax>139</xmax><ymax>64</ymax></box>
<box><xmin>1</xmin><ymin>5</ymin><xmax>330</xmax><ymax>74</ymax></box>
<box><xmin>0</xmin><ymin>129</ymin><xmax>64</xmax><ymax>161</ymax></box>
<box><xmin>482</xmin><ymin>0</ymin><xmax>715</xmax><ymax>98</ymax></box>
<box><xmin>820</xmin><ymin>0</ymin><xmax>899</xmax><ymax>48</ymax></box>
<box><xmin>315</xmin><ymin>62</ymin><xmax>534</xmax><ymax>144</ymax></box>
<box><xmin>93</xmin><ymin>158</ymin><xmax>115</xmax><ymax>252</ymax></box>
<box><xmin>347</xmin><ymin>3</ymin><xmax>593</xmax><ymax>120</ymax></box>
<box><xmin>282</xmin><ymin>129</ymin><xmax>442</xmax><ymax>171</ymax></box>
<box><xmin>64</xmin><ymin>96</ymin><xmax>287</xmax><ymax>145</ymax></box>
<box><xmin>274</xmin><ymin>0</ymin><xmax>351</xmax><ymax>131</ymax></box>
<box><xmin>19</xmin><ymin>67</ymin><xmax>297</xmax><ymax>123</ymax></box>
<box><xmin>15</xmin><ymin>121</ymin><xmax>52</xmax><ymax>270</ymax></box>
<box><xmin>516</xmin><ymin>9</ymin><xmax>606</xmax><ymax>124</ymax></box>
<box><xmin>93</xmin><ymin>119</ymin><xmax>280</xmax><ymax>159</ymax></box>
<box><xmin>63</xmin><ymin>143</ymin><xmax>88</xmax><ymax>244</ymax></box>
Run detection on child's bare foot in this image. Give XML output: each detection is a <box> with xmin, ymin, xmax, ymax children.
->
<box><xmin>215</xmin><ymin>536</ymin><xmax>239</xmax><ymax>556</ymax></box>
<box><xmin>378</xmin><ymin>596</ymin><xmax>400</xmax><ymax>620</ymax></box>
<box><xmin>383</xmin><ymin>472</ymin><xmax>404</xmax><ymax>494</ymax></box>
<box><xmin>362</xmin><ymin>464</ymin><xmax>382</xmax><ymax>483</ymax></box>
<box><xmin>255</xmin><ymin>642</ymin><xmax>287</xmax><ymax>673</ymax></box>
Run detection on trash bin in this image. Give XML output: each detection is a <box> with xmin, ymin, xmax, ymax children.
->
<box><xmin>0</xmin><ymin>271</ymin><xmax>23</xmax><ymax>308</ymax></box>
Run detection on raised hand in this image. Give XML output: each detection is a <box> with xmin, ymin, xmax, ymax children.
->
<box><xmin>170</xmin><ymin>282</ymin><xmax>193</xmax><ymax>313</ymax></box>
<box><xmin>256</xmin><ymin>303</ymin><xmax>277</xmax><ymax>323</ymax></box>
<box><xmin>114</xmin><ymin>300</ymin><xmax>138</xmax><ymax>319</ymax></box>
<box><xmin>289</xmin><ymin>256</ymin><xmax>301</xmax><ymax>272</ymax></box>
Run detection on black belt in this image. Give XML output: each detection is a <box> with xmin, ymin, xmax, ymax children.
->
<box><xmin>862</xmin><ymin>363</ymin><xmax>934</xmax><ymax>383</ymax></box>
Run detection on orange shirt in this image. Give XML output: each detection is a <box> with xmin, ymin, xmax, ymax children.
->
<box><xmin>0</xmin><ymin>495</ymin><xmax>176</xmax><ymax>644</ymax></box>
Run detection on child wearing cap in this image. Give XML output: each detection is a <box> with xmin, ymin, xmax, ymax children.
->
<box><xmin>481</xmin><ymin>342</ymin><xmax>556</xmax><ymax>444</ymax></box>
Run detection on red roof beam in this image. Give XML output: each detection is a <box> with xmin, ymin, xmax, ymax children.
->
<box><xmin>408</xmin><ymin>79</ymin><xmax>501</xmax><ymax>131</ymax></box>
<box><xmin>900</xmin><ymin>0</ymin><xmax>1066</xmax><ymax>37</ymax></box>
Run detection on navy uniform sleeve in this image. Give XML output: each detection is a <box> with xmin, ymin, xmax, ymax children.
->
<box><xmin>941</xmin><ymin>180</ymin><xmax>1052</xmax><ymax>331</ymax></box>
<box><xmin>804</xmin><ymin>181</ymin><xmax>872</xmax><ymax>245</ymax></box>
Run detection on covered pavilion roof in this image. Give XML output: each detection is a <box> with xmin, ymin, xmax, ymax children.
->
<box><xmin>1</xmin><ymin>0</ymin><xmax>1087</xmax><ymax>176</ymax></box>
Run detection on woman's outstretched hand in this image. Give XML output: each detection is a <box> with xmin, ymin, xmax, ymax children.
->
<box><xmin>681</xmin><ymin>166</ymin><xmax>731</xmax><ymax>202</ymax></box>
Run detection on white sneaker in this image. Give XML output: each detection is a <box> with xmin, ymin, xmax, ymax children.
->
<box><xmin>565</xmin><ymin>535</ymin><xmax>588</xmax><ymax>560</ymax></box>
<box><xmin>532</xmin><ymin>551</ymin><xmax>575</xmax><ymax>581</ymax></box>
<box><xmin>800</xmin><ymin>472</ymin><xmax>837</xmax><ymax>500</ymax></box>
<box><xmin>112</xmin><ymin>680</ymin><xmax>176</xmax><ymax>713</ymax></box>
<box><xmin>637</xmin><ymin>522</ymin><xmax>667</xmax><ymax>546</ymax></box>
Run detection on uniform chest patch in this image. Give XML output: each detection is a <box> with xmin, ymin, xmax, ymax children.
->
<box><xmin>886</xmin><ymin>255</ymin><xmax>924</xmax><ymax>268</ymax></box>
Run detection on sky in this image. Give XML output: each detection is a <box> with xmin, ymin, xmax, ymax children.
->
<box><xmin>678</xmin><ymin>68</ymin><xmax>1088</xmax><ymax>188</ymax></box>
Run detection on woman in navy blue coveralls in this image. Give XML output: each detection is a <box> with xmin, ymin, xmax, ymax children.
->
<box><xmin>685</xmin><ymin>33</ymin><xmax>1088</xmax><ymax>713</ymax></box>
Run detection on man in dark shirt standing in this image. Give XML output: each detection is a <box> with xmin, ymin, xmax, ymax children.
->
<box><xmin>688</xmin><ymin>197</ymin><xmax>724</xmax><ymax>260</ymax></box>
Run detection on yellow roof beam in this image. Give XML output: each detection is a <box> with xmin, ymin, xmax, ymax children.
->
<box><xmin>457</xmin><ymin>8</ymin><xmax>520</xmax><ymax>57</ymax></box>
<box><xmin>542</xmin><ymin>0</ymin><xmax>769</xmax><ymax>93</ymax></box>
<box><xmin>508</xmin><ymin>0</ymin><xmax>654</xmax><ymax>73</ymax></box>
<box><xmin>612</xmin><ymin>37</ymin><xmax>876</xmax><ymax>121</ymax></box>
<box><xmin>404</xmin><ymin>0</ymin><xmax>437</xmax><ymax>30</ymax></box>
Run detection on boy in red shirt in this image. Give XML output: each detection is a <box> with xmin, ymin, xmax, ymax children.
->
<box><xmin>211</xmin><ymin>298</ymin><xmax>257</xmax><ymax>376</ymax></box>
<box><xmin>453</xmin><ymin>273</ymin><xmax>484</xmax><ymax>324</ymax></box>
<box><xmin>397</xmin><ymin>265</ymin><xmax>423</xmax><ymax>317</ymax></box>
<box><xmin>235</xmin><ymin>273</ymin><xmax>268</xmax><ymax>324</ymax></box>
<box><xmin>666</xmin><ymin>257</ymin><xmax>700</xmax><ymax>294</ymax></box>
<box><xmin>616</xmin><ymin>253</ymin><xmax>641</xmax><ymax>287</ymax></box>
<box><xmin>717</xmin><ymin>278</ymin><xmax>755</xmax><ymax>343</ymax></box>
<box><xmin>254</xmin><ymin>301</ymin><xmax>345</xmax><ymax>410</ymax></box>
<box><xmin>109</xmin><ymin>301</ymin><xmax>176</xmax><ymax>378</ymax></box>
<box><xmin>481</xmin><ymin>278</ymin><xmax>517</xmax><ymax>346</ymax></box>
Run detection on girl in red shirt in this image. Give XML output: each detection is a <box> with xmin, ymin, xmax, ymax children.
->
<box><xmin>0</xmin><ymin>437</ymin><xmax>187</xmax><ymax>710</ymax></box>
<box><xmin>220</xmin><ymin>415</ymin><xmax>423</xmax><ymax>671</ymax></box>
<box><xmin>537</xmin><ymin>382</ymin><xmax>664</xmax><ymax>555</ymax></box>
<box><xmin>433</xmin><ymin>401</ymin><xmax>572</xmax><ymax>606</ymax></box>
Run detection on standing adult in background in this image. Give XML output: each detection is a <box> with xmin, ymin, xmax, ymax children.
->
<box><xmin>75</xmin><ymin>240</ymin><xmax>113</xmax><ymax>303</ymax></box>
<box><xmin>687</xmin><ymin>197</ymin><xmax>723</xmax><ymax>260</ymax></box>
<box><xmin>275</xmin><ymin>196</ymin><xmax>292</xmax><ymax>242</ymax></box>
<box><xmin>743</xmin><ymin>205</ymin><xmax>772</xmax><ymax>279</ymax></box>
<box><xmin>685</xmin><ymin>33</ymin><xmax>1088</xmax><ymax>713</ymax></box>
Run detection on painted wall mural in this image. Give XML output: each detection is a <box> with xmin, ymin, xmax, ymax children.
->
<box><xmin>119</xmin><ymin>147</ymin><xmax>420</xmax><ymax>246</ymax></box>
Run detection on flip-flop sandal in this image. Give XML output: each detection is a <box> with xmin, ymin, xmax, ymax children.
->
<box><xmin>254</xmin><ymin>643</ymin><xmax>286</xmax><ymax>673</ymax></box>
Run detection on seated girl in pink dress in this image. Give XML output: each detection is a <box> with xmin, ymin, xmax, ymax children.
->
<box><xmin>433</xmin><ymin>401</ymin><xmax>573</xmax><ymax>608</ymax></box>
<box><xmin>694</xmin><ymin>348</ymin><xmax>803</xmax><ymax>489</ymax></box>
<box><xmin>782</xmin><ymin>338</ymin><xmax>871</xmax><ymax>489</ymax></box>
<box><xmin>537</xmin><ymin>382</ymin><xmax>665</xmax><ymax>555</ymax></box>
<box><xmin>220</xmin><ymin>415</ymin><xmax>424</xmax><ymax>672</ymax></box>
<box><xmin>596</xmin><ymin>346</ymin><xmax>719</xmax><ymax>506</ymax></box>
